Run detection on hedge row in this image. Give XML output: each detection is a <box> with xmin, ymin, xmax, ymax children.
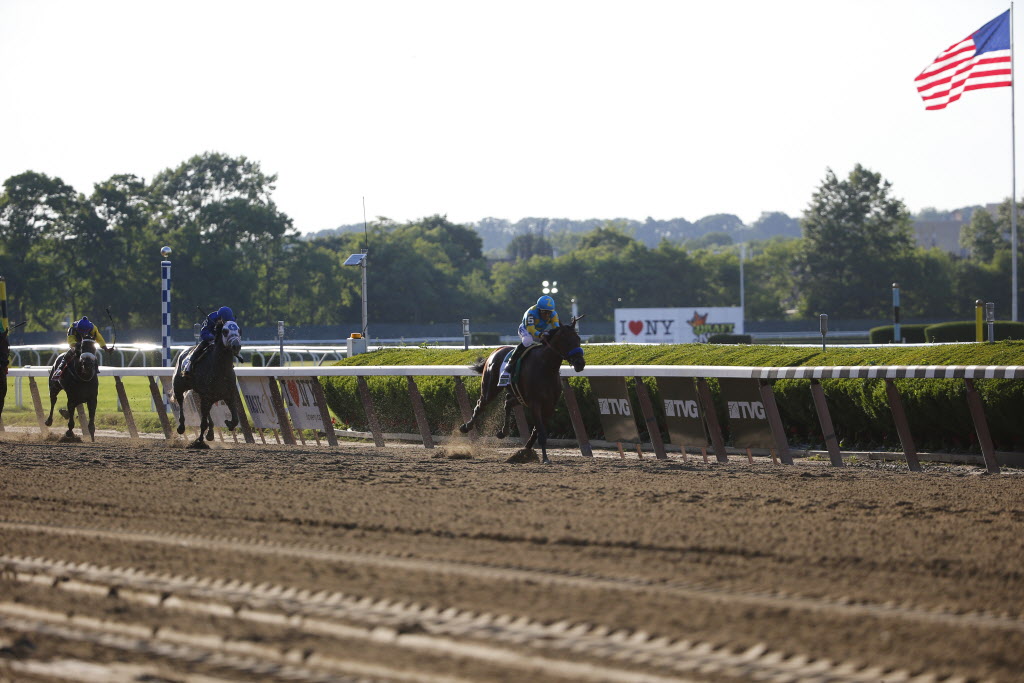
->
<box><xmin>319</xmin><ymin>341</ymin><xmax>1024</xmax><ymax>453</ymax></box>
<box><xmin>870</xmin><ymin>321</ymin><xmax>1024</xmax><ymax>343</ymax></box>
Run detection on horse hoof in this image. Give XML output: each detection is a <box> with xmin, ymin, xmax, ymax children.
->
<box><xmin>458</xmin><ymin>424</ymin><xmax>470</xmax><ymax>434</ymax></box>
<box><xmin>44</xmin><ymin>418</ymin><xmax>53</xmax><ymax>427</ymax></box>
<box><xmin>176</xmin><ymin>425</ymin><xmax>185</xmax><ymax>435</ymax></box>
<box><xmin>187</xmin><ymin>439</ymin><xmax>210</xmax><ymax>449</ymax></box>
<box><xmin>496</xmin><ymin>431</ymin><xmax>506</xmax><ymax>440</ymax></box>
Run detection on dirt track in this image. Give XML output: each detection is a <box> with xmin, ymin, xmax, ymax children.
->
<box><xmin>1</xmin><ymin>431</ymin><xmax>1022</xmax><ymax>683</ymax></box>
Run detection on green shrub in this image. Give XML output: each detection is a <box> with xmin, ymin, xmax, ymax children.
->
<box><xmin>869</xmin><ymin>324</ymin><xmax>930</xmax><ymax>344</ymax></box>
<box><xmin>318</xmin><ymin>341</ymin><xmax>1024</xmax><ymax>452</ymax></box>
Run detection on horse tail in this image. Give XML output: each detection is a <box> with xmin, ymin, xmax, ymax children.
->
<box><xmin>469</xmin><ymin>357</ymin><xmax>486</xmax><ymax>374</ymax></box>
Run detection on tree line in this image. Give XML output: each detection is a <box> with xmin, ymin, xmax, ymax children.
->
<box><xmin>1</xmin><ymin>153</ymin><xmax>1020</xmax><ymax>335</ymax></box>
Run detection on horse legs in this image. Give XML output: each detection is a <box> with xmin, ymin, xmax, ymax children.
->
<box><xmin>174</xmin><ymin>383</ymin><xmax>187</xmax><ymax>435</ymax></box>
<box><xmin>495</xmin><ymin>393</ymin><xmax>516</xmax><ymax>439</ymax></box>
<box><xmin>527</xmin><ymin>404</ymin><xmax>551</xmax><ymax>464</ymax></box>
<box><xmin>201</xmin><ymin>398</ymin><xmax>215</xmax><ymax>441</ymax></box>
<box><xmin>44</xmin><ymin>381</ymin><xmax>61</xmax><ymax>427</ymax></box>
<box><xmin>63</xmin><ymin>399</ymin><xmax>77</xmax><ymax>439</ymax></box>
<box><xmin>86</xmin><ymin>398</ymin><xmax>97</xmax><ymax>442</ymax></box>
<box><xmin>224</xmin><ymin>395</ymin><xmax>239</xmax><ymax>432</ymax></box>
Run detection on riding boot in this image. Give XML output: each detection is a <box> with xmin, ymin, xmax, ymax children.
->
<box><xmin>182</xmin><ymin>341</ymin><xmax>209</xmax><ymax>379</ymax></box>
<box><xmin>497</xmin><ymin>345</ymin><xmax>522</xmax><ymax>387</ymax></box>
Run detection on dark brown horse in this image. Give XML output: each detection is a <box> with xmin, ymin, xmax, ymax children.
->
<box><xmin>45</xmin><ymin>338</ymin><xmax>100</xmax><ymax>441</ymax></box>
<box><xmin>460</xmin><ymin>315</ymin><xmax>586</xmax><ymax>463</ymax></box>
<box><xmin>172</xmin><ymin>319</ymin><xmax>242</xmax><ymax>448</ymax></box>
<box><xmin>0</xmin><ymin>325</ymin><xmax>9</xmax><ymax>423</ymax></box>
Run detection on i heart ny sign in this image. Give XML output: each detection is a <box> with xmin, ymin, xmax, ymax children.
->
<box><xmin>614</xmin><ymin>307</ymin><xmax>743</xmax><ymax>343</ymax></box>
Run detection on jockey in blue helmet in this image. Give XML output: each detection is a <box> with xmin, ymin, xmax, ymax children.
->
<box><xmin>53</xmin><ymin>316</ymin><xmax>109</xmax><ymax>381</ymax></box>
<box><xmin>497</xmin><ymin>295</ymin><xmax>560</xmax><ymax>387</ymax></box>
<box><xmin>182</xmin><ymin>306</ymin><xmax>235</xmax><ymax>377</ymax></box>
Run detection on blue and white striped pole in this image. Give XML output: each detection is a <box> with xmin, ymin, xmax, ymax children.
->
<box><xmin>160</xmin><ymin>246</ymin><xmax>172</xmax><ymax>367</ymax></box>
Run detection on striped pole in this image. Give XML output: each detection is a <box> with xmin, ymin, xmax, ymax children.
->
<box><xmin>160</xmin><ymin>248</ymin><xmax>172</xmax><ymax>367</ymax></box>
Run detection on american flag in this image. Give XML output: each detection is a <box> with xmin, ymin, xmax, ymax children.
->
<box><xmin>915</xmin><ymin>10</ymin><xmax>1012</xmax><ymax>111</ymax></box>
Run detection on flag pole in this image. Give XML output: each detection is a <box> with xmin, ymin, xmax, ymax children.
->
<box><xmin>1013</xmin><ymin>1</ymin><xmax>1019</xmax><ymax>321</ymax></box>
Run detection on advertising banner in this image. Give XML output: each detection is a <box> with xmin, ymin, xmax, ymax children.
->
<box><xmin>181</xmin><ymin>390</ymin><xmax>232</xmax><ymax>428</ymax></box>
<box><xmin>238</xmin><ymin>376</ymin><xmax>281</xmax><ymax>430</ymax></box>
<box><xmin>282</xmin><ymin>377</ymin><xmax>328</xmax><ymax>431</ymax></box>
<box><xmin>615</xmin><ymin>307</ymin><xmax>743</xmax><ymax>343</ymax></box>
<box><xmin>717</xmin><ymin>378</ymin><xmax>774</xmax><ymax>449</ymax></box>
<box><xmin>656</xmin><ymin>377</ymin><xmax>709</xmax><ymax>448</ymax></box>
<box><xmin>588</xmin><ymin>377</ymin><xmax>640</xmax><ymax>443</ymax></box>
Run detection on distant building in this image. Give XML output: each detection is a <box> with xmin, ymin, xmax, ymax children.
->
<box><xmin>913</xmin><ymin>219</ymin><xmax>967</xmax><ymax>256</ymax></box>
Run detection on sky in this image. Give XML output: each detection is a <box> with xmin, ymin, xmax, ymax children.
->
<box><xmin>0</xmin><ymin>0</ymin><xmax>1020</xmax><ymax>234</ymax></box>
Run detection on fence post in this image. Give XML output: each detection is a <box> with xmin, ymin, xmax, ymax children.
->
<box><xmin>267</xmin><ymin>378</ymin><xmax>297</xmax><ymax>445</ymax></box>
<box><xmin>884</xmin><ymin>379</ymin><xmax>921</xmax><ymax>472</ymax></box>
<box><xmin>964</xmin><ymin>378</ymin><xmax>1000</xmax><ymax>474</ymax></box>
<box><xmin>405</xmin><ymin>376</ymin><xmax>434</xmax><ymax>448</ymax></box>
<box><xmin>561</xmin><ymin>377</ymin><xmax>593</xmax><ymax>458</ymax></box>
<box><xmin>307</xmin><ymin>378</ymin><xmax>338</xmax><ymax>447</ymax></box>
<box><xmin>113</xmin><ymin>376</ymin><xmax>138</xmax><ymax>439</ymax></box>
<box><xmin>356</xmin><ymin>376</ymin><xmax>385</xmax><ymax>447</ymax></box>
<box><xmin>809</xmin><ymin>379</ymin><xmax>843</xmax><ymax>467</ymax></box>
<box><xmin>233</xmin><ymin>385</ymin><xmax>256</xmax><ymax>444</ymax></box>
<box><xmin>695</xmin><ymin>378</ymin><xmax>729</xmax><ymax>462</ymax></box>
<box><xmin>28</xmin><ymin>377</ymin><xmax>48</xmax><ymax>435</ymax></box>
<box><xmin>147</xmin><ymin>376</ymin><xmax>173</xmax><ymax>439</ymax></box>
<box><xmin>758</xmin><ymin>379</ymin><xmax>793</xmax><ymax>465</ymax></box>
<box><xmin>633</xmin><ymin>377</ymin><xmax>667</xmax><ymax>460</ymax></box>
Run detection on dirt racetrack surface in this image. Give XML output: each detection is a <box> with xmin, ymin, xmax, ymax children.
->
<box><xmin>1</xmin><ymin>431</ymin><xmax>1023</xmax><ymax>683</ymax></box>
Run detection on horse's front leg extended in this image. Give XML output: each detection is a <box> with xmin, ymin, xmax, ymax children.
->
<box><xmin>528</xmin><ymin>405</ymin><xmax>550</xmax><ymax>463</ymax></box>
<box><xmin>65</xmin><ymin>400</ymin><xmax>77</xmax><ymax>438</ymax></box>
<box><xmin>200</xmin><ymin>399</ymin><xmax>215</xmax><ymax>441</ymax></box>
<box><xmin>174</xmin><ymin>386</ymin><xmax>186</xmax><ymax>435</ymax></box>
<box><xmin>225</xmin><ymin>395</ymin><xmax>239</xmax><ymax>431</ymax></box>
<box><xmin>44</xmin><ymin>382</ymin><xmax>60</xmax><ymax>427</ymax></box>
<box><xmin>86</xmin><ymin>398</ymin><xmax>97</xmax><ymax>442</ymax></box>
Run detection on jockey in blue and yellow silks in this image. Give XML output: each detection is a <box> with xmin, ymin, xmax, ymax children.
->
<box><xmin>497</xmin><ymin>295</ymin><xmax>560</xmax><ymax>387</ymax></box>
<box><xmin>54</xmin><ymin>317</ymin><xmax>108</xmax><ymax>380</ymax></box>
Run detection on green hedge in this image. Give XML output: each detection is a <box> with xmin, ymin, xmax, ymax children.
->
<box><xmin>868</xmin><ymin>324</ymin><xmax>930</xmax><ymax>344</ymax></box>
<box><xmin>319</xmin><ymin>342</ymin><xmax>1024</xmax><ymax>452</ymax></box>
<box><xmin>925</xmin><ymin>321</ymin><xmax>1024</xmax><ymax>343</ymax></box>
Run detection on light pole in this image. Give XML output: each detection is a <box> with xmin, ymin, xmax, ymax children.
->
<box><xmin>542</xmin><ymin>280</ymin><xmax>558</xmax><ymax>296</ymax></box>
<box><xmin>160</xmin><ymin>246</ymin><xmax>172</xmax><ymax>368</ymax></box>
<box><xmin>344</xmin><ymin>249</ymin><xmax>369</xmax><ymax>339</ymax></box>
<box><xmin>739</xmin><ymin>243</ymin><xmax>746</xmax><ymax>326</ymax></box>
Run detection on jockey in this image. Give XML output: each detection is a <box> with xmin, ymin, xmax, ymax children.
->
<box><xmin>497</xmin><ymin>295</ymin><xmax>560</xmax><ymax>387</ymax></box>
<box><xmin>54</xmin><ymin>316</ymin><xmax>108</xmax><ymax>381</ymax></box>
<box><xmin>182</xmin><ymin>306</ymin><xmax>235</xmax><ymax>378</ymax></box>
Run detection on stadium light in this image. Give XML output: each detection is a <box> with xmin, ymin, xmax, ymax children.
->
<box><xmin>542</xmin><ymin>280</ymin><xmax>558</xmax><ymax>295</ymax></box>
<box><xmin>344</xmin><ymin>250</ymin><xmax>369</xmax><ymax>339</ymax></box>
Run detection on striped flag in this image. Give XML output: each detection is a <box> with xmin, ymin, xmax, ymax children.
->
<box><xmin>915</xmin><ymin>10</ymin><xmax>1012</xmax><ymax>110</ymax></box>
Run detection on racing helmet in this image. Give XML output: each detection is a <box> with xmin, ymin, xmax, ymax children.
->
<box><xmin>217</xmin><ymin>306</ymin><xmax>234</xmax><ymax>321</ymax></box>
<box><xmin>536</xmin><ymin>295</ymin><xmax>555</xmax><ymax>311</ymax></box>
<box><xmin>76</xmin><ymin>317</ymin><xmax>94</xmax><ymax>332</ymax></box>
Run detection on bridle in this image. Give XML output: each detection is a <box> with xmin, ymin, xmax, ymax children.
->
<box><xmin>541</xmin><ymin>328</ymin><xmax>584</xmax><ymax>363</ymax></box>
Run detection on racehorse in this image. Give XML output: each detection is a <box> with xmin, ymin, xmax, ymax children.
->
<box><xmin>459</xmin><ymin>315</ymin><xmax>586</xmax><ymax>463</ymax></box>
<box><xmin>45</xmin><ymin>338</ymin><xmax>100</xmax><ymax>441</ymax></box>
<box><xmin>172</xmin><ymin>319</ymin><xmax>242</xmax><ymax>448</ymax></box>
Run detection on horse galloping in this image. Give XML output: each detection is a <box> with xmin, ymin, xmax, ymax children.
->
<box><xmin>172</xmin><ymin>319</ymin><xmax>242</xmax><ymax>448</ymax></box>
<box><xmin>45</xmin><ymin>338</ymin><xmax>100</xmax><ymax>441</ymax></box>
<box><xmin>459</xmin><ymin>315</ymin><xmax>586</xmax><ymax>463</ymax></box>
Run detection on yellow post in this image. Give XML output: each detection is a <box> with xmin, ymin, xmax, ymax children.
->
<box><xmin>975</xmin><ymin>299</ymin><xmax>984</xmax><ymax>342</ymax></box>
<box><xmin>0</xmin><ymin>275</ymin><xmax>7</xmax><ymax>332</ymax></box>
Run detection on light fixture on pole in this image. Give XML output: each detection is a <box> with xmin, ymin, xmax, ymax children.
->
<box><xmin>344</xmin><ymin>250</ymin><xmax>369</xmax><ymax>340</ymax></box>
<box><xmin>542</xmin><ymin>280</ymin><xmax>558</xmax><ymax>295</ymax></box>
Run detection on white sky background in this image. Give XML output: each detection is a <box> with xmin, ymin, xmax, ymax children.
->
<box><xmin>0</xmin><ymin>0</ymin><xmax>1018</xmax><ymax>233</ymax></box>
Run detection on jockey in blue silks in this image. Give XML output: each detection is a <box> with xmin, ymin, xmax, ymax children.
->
<box><xmin>497</xmin><ymin>295</ymin><xmax>560</xmax><ymax>387</ymax></box>
<box><xmin>182</xmin><ymin>306</ymin><xmax>235</xmax><ymax>377</ymax></box>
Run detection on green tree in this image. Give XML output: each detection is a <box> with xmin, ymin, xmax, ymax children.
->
<box><xmin>798</xmin><ymin>165</ymin><xmax>914</xmax><ymax>318</ymax></box>
<box><xmin>506</xmin><ymin>232</ymin><xmax>553</xmax><ymax>261</ymax></box>
<box><xmin>959</xmin><ymin>208</ymin><xmax>1005</xmax><ymax>261</ymax></box>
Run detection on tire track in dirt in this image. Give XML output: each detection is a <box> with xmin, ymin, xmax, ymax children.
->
<box><xmin>2</xmin><ymin>520</ymin><xmax>1020</xmax><ymax>637</ymax></box>
<box><xmin>3</xmin><ymin>555</ymin><xmax>954</xmax><ymax>683</ymax></box>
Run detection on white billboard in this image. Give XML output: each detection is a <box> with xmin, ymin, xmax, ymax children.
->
<box><xmin>614</xmin><ymin>307</ymin><xmax>744</xmax><ymax>343</ymax></box>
